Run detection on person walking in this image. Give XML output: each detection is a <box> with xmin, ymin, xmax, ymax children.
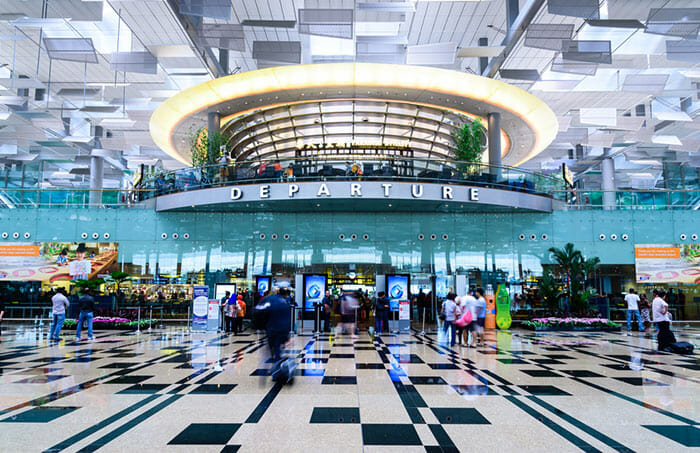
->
<box><xmin>76</xmin><ymin>289</ymin><xmax>95</xmax><ymax>341</ymax></box>
<box><xmin>624</xmin><ymin>288</ymin><xmax>643</xmax><ymax>332</ymax></box>
<box><xmin>257</xmin><ymin>289</ymin><xmax>291</xmax><ymax>364</ymax></box>
<box><xmin>235</xmin><ymin>294</ymin><xmax>246</xmax><ymax>334</ymax></box>
<box><xmin>49</xmin><ymin>288</ymin><xmax>70</xmax><ymax>341</ymax></box>
<box><xmin>441</xmin><ymin>293</ymin><xmax>458</xmax><ymax>346</ymax></box>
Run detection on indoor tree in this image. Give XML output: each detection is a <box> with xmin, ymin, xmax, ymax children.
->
<box><xmin>547</xmin><ymin>243</ymin><xmax>600</xmax><ymax>313</ymax></box>
<box><xmin>188</xmin><ymin>126</ymin><xmax>228</xmax><ymax>167</ymax></box>
<box><xmin>452</xmin><ymin>118</ymin><xmax>485</xmax><ymax>174</ymax></box>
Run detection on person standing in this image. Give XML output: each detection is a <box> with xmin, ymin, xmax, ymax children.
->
<box><xmin>0</xmin><ymin>295</ymin><xmax>4</xmax><ymax>339</ymax></box>
<box><xmin>322</xmin><ymin>290</ymin><xmax>332</xmax><ymax>333</ymax></box>
<box><xmin>224</xmin><ymin>297</ymin><xmax>235</xmax><ymax>333</ymax></box>
<box><xmin>220</xmin><ymin>291</ymin><xmax>230</xmax><ymax>332</ymax></box>
<box><xmin>50</xmin><ymin>288</ymin><xmax>70</xmax><ymax>341</ymax></box>
<box><xmin>624</xmin><ymin>288</ymin><xmax>643</xmax><ymax>332</ymax></box>
<box><xmin>652</xmin><ymin>290</ymin><xmax>675</xmax><ymax>351</ymax></box>
<box><xmin>441</xmin><ymin>293</ymin><xmax>458</xmax><ymax>346</ymax></box>
<box><xmin>474</xmin><ymin>288</ymin><xmax>487</xmax><ymax>347</ymax></box>
<box><xmin>235</xmin><ymin>294</ymin><xmax>246</xmax><ymax>334</ymax></box>
<box><xmin>639</xmin><ymin>293</ymin><xmax>652</xmax><ymax>335</ymax></box>
<box><xmin>462</xmin><ymin>292</ymin><xmax>478</xmax><ymax>347</ymax></box>
<box><xmin>375</xmin><ymin>291</ymin><xmax>389</xmax><ymax>335</ymax></box>
<box><xmin>76</xmin><ymin>289</ymin><xmax>95</xmax><ymax>341</ymax></box>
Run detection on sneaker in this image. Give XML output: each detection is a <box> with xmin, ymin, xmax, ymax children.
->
<box><xmin>87</xmin><ymin>337</ymin><xmax>94</xmax><ymax>341</ymax></box>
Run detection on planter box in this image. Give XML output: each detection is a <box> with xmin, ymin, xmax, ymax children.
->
<box><xmin>524</xmin><ymin>325</ymin><xmax>621</xmax><ymax>332</ymax></box>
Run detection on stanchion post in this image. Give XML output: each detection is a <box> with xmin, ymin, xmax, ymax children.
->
<box><xmin>136</xmin><ymin>306</ymin><xmax>141</xmax><ymax>335</ymax></box>
<box><xmin>315</xmin><ymin>305</ymin><xmax>321</xmax><ymax>334</ymax></box>
<box><xmin>148</xmin><ymin>307</ymin><xmax>152</xmax><ymax>331</ymax></box>
<box><xmin>186</xmin><ymin>305</ymin><xmax>191</xmax><ymax>333</ymax></box>
<box><xmin>420</xmin><ymin>307</ymin><xmax>426</xmax><ymax>336</ymax></box>
<box><xmin>289</xmin><ymin>306</ymin><xmax>295</xmax><ymax>335</ymax></box>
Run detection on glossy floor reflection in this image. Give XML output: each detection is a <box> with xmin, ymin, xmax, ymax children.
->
<box><xmin>0</xmin><ymin>324</ymin><xmax>698</xmax><ymax>452</ymax></box>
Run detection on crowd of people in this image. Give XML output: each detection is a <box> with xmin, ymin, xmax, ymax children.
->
<box><xmin>440</xmin><ymin>288</ymin><xmax>487</xmax><ymax>347</ymax></box>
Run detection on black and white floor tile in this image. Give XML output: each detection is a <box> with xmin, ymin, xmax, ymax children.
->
<box><xmin>0</xmin><ymin>324</ymin><xmax>698</xmax><ymax>452</ymax></box>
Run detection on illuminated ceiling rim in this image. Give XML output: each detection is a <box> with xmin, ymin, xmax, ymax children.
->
<box><xmin>149</xmin><ymin>63</ymin><xmax>558</xmax><ymax>166</ymax></box>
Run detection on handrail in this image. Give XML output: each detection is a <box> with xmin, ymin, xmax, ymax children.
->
<box><xmin>551</xmin><ymin>189</ymin><xmax>700</xmax><ymax>210</ymax></box>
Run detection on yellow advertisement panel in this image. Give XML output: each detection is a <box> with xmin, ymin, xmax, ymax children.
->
<box><xmin>635</xmin><ymin>244</ymin><xmax>700</xmax><ymax>284</ymax></box>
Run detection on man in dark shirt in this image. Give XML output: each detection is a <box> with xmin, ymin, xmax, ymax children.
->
<box><xmin>76</xmin><ymin>289</ymin><xmax>95</xmax><ymax>341</ymax></box>
<box><xmin>375</xmin><ymin>291</ymin><xmax>390</xmax><ymax>334</ymax></box>
<box><xmin>322</xmin><ymin>290</ymin><xmax>332</xmax><ymax>332</ymax></box>
<box><xmin>258</xmin><ymin>290</ymin><xmax>291</xmax><ymax>363</ymax></box>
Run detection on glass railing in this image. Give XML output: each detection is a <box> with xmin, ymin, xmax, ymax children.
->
<box><xmin>135</xmin><ymin>157</ymin><xmax>567</xmax><ymax>202</ymax></box>
<box><xmin>0</xmin><ymin>189</ymin><xmax>151</xmax><ymax>209</ymax></box>
<box><xmin>552</xmin><ymin>190</ymin><xmax>700</xmax><ymax>210</ymax></box>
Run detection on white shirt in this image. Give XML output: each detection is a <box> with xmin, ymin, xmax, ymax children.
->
<box><xmin>51</xmin><ymin>293</ymin><xmax>69</xmax><ymax>315</ymax></box>
<box><xmin>651</xmin><ymin>297</ymin><xmax>668</xmax><ymax>322</ymax></box>
<box><xmin>624</xmin><ymin>293</ymin><xmax>640</xmax><ymax>310</ymax></box>
<box><xmin>462</xmin><ymin>294</ymin><xmax>478</xmax><ymax>319</ymax></box>
<box><xmin>442</xmin><ymin>299</ymin><xmax>457</xmax><ymax>321</ymax></box>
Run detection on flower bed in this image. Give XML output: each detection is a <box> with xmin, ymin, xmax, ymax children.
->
<box><xmin>522</xmin><ymin>317</ymin><xmax>621</xmax><ymax>331</ymax></box>
<box><xmin>62</xmin><ymin>317</ymin><xmax>154</xmax><ymax>330</ymax></box>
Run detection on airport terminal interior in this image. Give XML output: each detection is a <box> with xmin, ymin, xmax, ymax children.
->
<box><xmin>0</xmin><ymin>0</ymin><xmax>699</xmax><ymax>451</ymax></box>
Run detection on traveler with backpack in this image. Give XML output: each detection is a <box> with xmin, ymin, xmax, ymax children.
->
<box><xmin>652</xmin><ymin>290</ymin><xmax>674</xmax><ymax>351</ymax></box>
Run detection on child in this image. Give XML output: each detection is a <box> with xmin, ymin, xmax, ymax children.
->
<box><xmin>56</xmin><ymin>249</ymin><xmax>68</xmax><ymax>266</ymax></box>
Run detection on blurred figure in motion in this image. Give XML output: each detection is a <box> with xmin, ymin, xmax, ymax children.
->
<box><xmin>339</xmin><ymin>291</ymin><xmax>360</xmax><ymax>337</ymax></box>
<box><xmin>255</xmin><ymin>288</ymin><xmax>295</xmax><ymax>382</ymax></box>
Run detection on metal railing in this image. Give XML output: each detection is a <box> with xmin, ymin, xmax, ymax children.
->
<box><xmin>553</xmin><ymin>189</ymin><xmax>700</xmax><ymax>210</ymax></box>
<box><xmin>138</xmin><ymin>156</ymin><xmax>567</xmax><ymax>201</ymax></box>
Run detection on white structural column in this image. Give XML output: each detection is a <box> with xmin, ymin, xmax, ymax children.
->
<box><xmin>601</xmin><ymin>148</ymin><xmax>617</xmax><ymax>210</ymax></box>
<box><xmin>488</xmin><ymin>112</ymin><xmax>501</xmax><ymax>179</ymax></box>
<box><xmin>89</xmin><ymin>155</ymin><xmax>104</xmax><ymax>206</ymax></box>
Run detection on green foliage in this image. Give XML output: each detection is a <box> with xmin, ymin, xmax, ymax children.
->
<box><xmin>73</xmin><ymin>278</ymin><xmax>105</xmax><ymax>294</ymax></box>
<box><xmin>189</xmin><ymin>126</ymin><xmax>208</xmax><ymax>167</ymax></box>
<box><xmin>110</xmin><ymin>271</ymin><xmax>130</xmax><ymax>283</ymax></box>
<box><xmin>538</xmin><ymin>270</ymin><xmax>563</xmax><ymax>311</ymax></box>
<box><xmin>188</xmin><ymin>126</ymin><xmax>228</xmax><ymax>167</ymax></box>
<box><xmin>452</xmin><ymin>119</ymin><xmax>485</xmax><ymax>164</ymax></box>
<box><xmin>547</xmin><ymin>243</ymin><xmax>600</xmax><ymax>312</ymax></box>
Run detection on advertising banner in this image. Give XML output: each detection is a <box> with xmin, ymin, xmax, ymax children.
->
<box><xmin>399</xmin><ymin>300</ymin><xmax>410</xmax><ymax>320</ymax></box>
<box><xmin>304</xmin><ymin>274</ymin><xmax>326</xmax><ymax>311</ymax></box>
<box><xmin>387</xmin><ymin>274</ymin><xmax>409</xmax><ymax>311</ymax></box>
<box><xmin>215</xmin><ymin>283</ymin><xmax>237</xmax><ymax>301</ymax></box>
<box><xmin>192</xmin><ymin>286</ymin><xmax>209</xmax><ymax>331</ymax></box>
<box><xmin>256</xmin><ymin>276</ymin><xmax>271</xmax><ymax>296</ymax></box>
<box><xmin>435</xmin><ymin>276</ymin><xmax>448</xmax><ymax>299</ymax></box>
<box><xmin>0</xmin><ymin>242</ymin><xmax>118</xmax><ymax>282</ymax></box>
<box><xmin>635</xmin><ymin>244</ymin><xmax>700</xmax><ymax>283</ymax></box>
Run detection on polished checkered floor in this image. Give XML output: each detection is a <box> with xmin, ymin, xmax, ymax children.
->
<box><xmin>0</xmin><ymin>323</ymin><xmax>698</xmax><ymax>452</ymax></box>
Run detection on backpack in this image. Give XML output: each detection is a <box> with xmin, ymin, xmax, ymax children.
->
<box><xmin>665</xmin><ymin>342</ymin><xmax>694</xmax><ymax>354</ymax></box>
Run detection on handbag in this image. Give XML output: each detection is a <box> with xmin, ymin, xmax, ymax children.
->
<box><xmin>439</xmin><ymin>312</ymin><xmax>446</xmax><ymax>321</ymax></box>
<box><xmin>455</xmin><ymin>309</ymin><xmax>473</xmax><ymax>327</ymax></box>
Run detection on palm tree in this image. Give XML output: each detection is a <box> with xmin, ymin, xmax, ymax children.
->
<box><xmin>548</xmin><ymin>243</ymin><xmax>599</xmax><ymax>313</ymax></box>
<box><xmin>548</xmin><ymin>243</ymin><xmax>582</xmax><ymax>301</ymax></box>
